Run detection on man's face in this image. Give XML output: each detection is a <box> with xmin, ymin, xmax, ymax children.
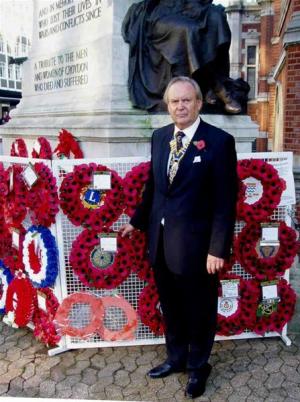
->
<box><xmin>167</xmin><ymin>82</ymin><xmax>202</xmax><ymax>130</ymax></box>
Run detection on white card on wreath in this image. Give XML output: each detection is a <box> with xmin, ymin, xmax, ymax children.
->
<box><xmin>12</xmin><ymin>229</ymin><xmax>20</xmax><ymax>249</ymax></box>
<box><xmin>261</xmin><ymin>226</ymin><xmax>279</xmax><ymax>246</ymax></box>
<box><xmin>262</xmin><ymin>284</ymin><xmax>278</xmax><ymax>300</ymax></box>
<box><xmin>221</xmin><ymin>279</ymin><xmax>239</xmax><ymax>298</ymax></box>
<box><xmin>23</xmin><ymin>164</ymin><xmax>38</xmax><ymax>187</ymax></box>
<box><xmin>93</xmin><ymin>172</ymin><xmax>111</xmax><ymax>190</ymax></box>
<box><xmin>101</xmin><ymin>236</ymin><xmax>117</xmax><ymax>252</ymax></box>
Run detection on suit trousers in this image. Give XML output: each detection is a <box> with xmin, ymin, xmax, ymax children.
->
<box><xmin>153</xmin><ymin>226</ymin><xmax>218</xmax><ymax>372</ymax></box>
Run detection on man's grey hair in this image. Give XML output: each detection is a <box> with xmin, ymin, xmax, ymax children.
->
<box><xmin>163</xmin><ymin>76</ymin><xmax>203</xmax><ymax>103</ymax></box>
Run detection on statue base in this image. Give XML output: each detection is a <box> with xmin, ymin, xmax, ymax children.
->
<box><xmin>0</xmin><ymin>110</ymin><xmax>259</xmax><ymax>157</ymax></box>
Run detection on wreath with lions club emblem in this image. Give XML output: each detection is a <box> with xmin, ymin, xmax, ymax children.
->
<box><xmin>59</xmin><ymin>163</ymin><xmax>124</xmax><ymax>231</ymax></box>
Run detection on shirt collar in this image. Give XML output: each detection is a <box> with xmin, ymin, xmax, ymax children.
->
<box><xmin>174</xmin><ymin>116</ymin><xmax>201</xmax><ymax>141</ymax></box>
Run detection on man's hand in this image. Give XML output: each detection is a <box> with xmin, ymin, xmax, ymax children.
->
<box><xmin>207</xmin><ymin>254</ymin><xmax>224</xmax><ymax>274</ymax></box>
<box><xmin>119</xmin><ymin>223</ymin><xmax>135</xmax><ymax>237</ymax></box>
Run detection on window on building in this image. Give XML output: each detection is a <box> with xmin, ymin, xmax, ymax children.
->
<box><xmin>7</xmin><ymin>44</ymin><xmax>11</xmax><ymax>54</ymax></box>
<box><xmin>22</xmin><ymin>43</ymin><xmax>26</xmax><ymax>53</ymax></box>
<box><xmin>15</xmin><ymin>44</ymin><xmax>19</xmax><ymax>56</ymax></box>
<box><xmin>15</xmin><ymin>65</ymin><xmax>21</xmax><ymax>80</ymax></box>
<box><xmin>246</xmin><ymin>45</ymin><xmax>258</xmax><ymax>100</ymax></box>
<box><xmin>8</xmin><ymin>64</ymin><xmax>14</xmax><ymax>79</ymax></box>
<box><xmin>0</xmin><ymin>39</ymin><xmax>4</xmax><ymax>53</ymax></box>
<box><xmin>0</xmin><ymin>62</ymin><xmax>6</xmax><ymax>78</ymax></box>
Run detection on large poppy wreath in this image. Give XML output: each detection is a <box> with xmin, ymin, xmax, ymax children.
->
<box><xmin>60</xmin><ymin>163</ymin><xmax>124</xmax><ymax>231</ymax></box>
<box><xmin>23</xmin><ymin>225</ymin><xmax>58</xmax><ymax>288</ymax></box>
<box><xmin>253</xmin><ymin>278</ymin><xmax>296</xmax><ymax>336</ymax></box>
<box><xmin>237</xmin><ymin>159</ymin><xmax>286</xmax><ymax>222</ymax></box>
<box><xmin>122</xmin><ymin>162</ymin><xmax>150</xmax><ymax>217</ymax></box>
<box><xmin>69</xmin><ymin>229</ymin><xmax>133</xmax><ymax>289</ymax></box>
<box><xmin>235</xmin><ymin>221</ymin><xmax>298</xmax><ymax>280</ymax></box>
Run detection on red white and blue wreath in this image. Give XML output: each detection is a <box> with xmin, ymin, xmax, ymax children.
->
<box><xmin>0</xmin><ymin>260</ymin><xmax>13</xmax><ymax>314</ymax></box>
<box><xmin>23</xmin><ymin>225</ymin><xmax>58</xmax><ymax>288</ymax></box>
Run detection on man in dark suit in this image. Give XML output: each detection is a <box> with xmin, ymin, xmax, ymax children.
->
<box><xmin>120</xmin><ymin>76</ymin><xmax>237</xmax><ymax>398</ymax></box>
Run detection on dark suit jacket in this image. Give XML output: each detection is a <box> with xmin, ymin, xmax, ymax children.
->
<box><xmin>130</xmin><ymin>118</ymin><xmax>237</xmax><ymax>276</ymax></box>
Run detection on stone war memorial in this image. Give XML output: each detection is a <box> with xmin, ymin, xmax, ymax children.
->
<box><xmin>0</xmin><ymin>0</ymin><xmax>259</xmax><ymax>155</ymax></box>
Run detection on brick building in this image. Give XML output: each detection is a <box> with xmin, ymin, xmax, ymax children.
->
<box><xmin>227</xmin><ymin>0</ymin><xmax>300</xmax><ymax>220</ymax></box>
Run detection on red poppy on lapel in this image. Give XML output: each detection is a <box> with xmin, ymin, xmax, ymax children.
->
<box><xmin>193</xmin><ymin>140</ymin><xmax>206</xmax><ymax>151</ymax></box>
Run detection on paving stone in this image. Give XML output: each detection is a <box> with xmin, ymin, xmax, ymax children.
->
<box><xmin>230</xmin><ymin>371</ymin><xmax>251</xmax><ymax>387</ymax></box>
<box><xmin>21</xmin><ymin>362</ymin><xmax>36</xmax><ymax>380</ymax></box>
<box><xmin>50</xmin><ymin>365</ymin><xmax>66</xmax><ymax>382</ymax></box>
<box><xmin>265</xmin><ymin>372</ymin><xmax>285</xmax><ymax>389</ymax></box>
<box><xmin>136</xmin><ymin>350</ymin><xmax>157</xmax><ymax>366</ymax></box>
<box><xmin>22</xmin><ymin>387</ymin><xmax>39</xmax><ymax>397</ymax></box>
<box><xmin>114</xmin><ymin>369</ymin><xmax>131</xmax><ymax>387</ymax></box>
<box><xmin>76</xmin><ymin>348</ymin><xmax>97</xmax><ymax>361</ymax></box>
<box><xmin>60</xmin><ymin>352</ymin><xmax>76</xmax><ymax>368</ymax></box>
<box><xmin>0</xmin><ymin>367</ymin><xmax>23</xmax><ymax>385</ymax></box>
<box><xmin>0</xmin><ymin>384</ymin><xmax>9</xmax><ymax>395</ymax></box>
<box><xmin>6</xmin><ymin>376</ymin><xmax>24</xmax><ymax>396</ymax></box>
<box><xmin>0</xmin><ymin>360</ymin><xmax>9</xmax><ymax>374</ymax></box>
<box><xmin>264</xmin><ymin>388</ymin><xmax>288</xmax><ymax>401</ymax></box>
<box><xmin>81</xmin><ymin>367</ymin><xmax>98</xmax><ymax>385</ymax></box>
<box><xmin>90</xmin><ymin>353</ymin><xmax>106</xmax><ymax>370</ymax></box>
<box><xmin>71</xmin><ymin>382</ymin><xmax>89</xmax><ymax>398</ymax></box>
<box><xmin>105</xmin><ymin>384</ymin><xmax>123</xmax><ymax>399</ymax></box>
<box><xmin>66</xmin><ymin>359</ymin><xmax>90</xmax><ymax>375</ymax></box>
<box><xmin>55</xmin><ymin>388</ymin><xmax>73</xmax><ymax>398</ymax></box>
<box><xmin>120</xmin><ymin>356</ymin><xmax>138</xmax><ymax>372</ymax></box>
<box><xmin>56</xmin><ymin>374</ymin><xmax>81</xmax><ymax>390</ymax></box>
<box><xmin>97</xmin><ymin>361</ymin><xmax>122</xmax><ymax>378</ymax></box>
<box><xmin>264</xmin><ymin>357</ymin><xmax>284</xmax><ymax>373</ymax></box>
<box><xmin>39</xmin><ymin>379</ymin><xmax>56</xmax><ymax>397</ymax></box>
<box><xmin>282</xmin><ymin>380</ymin><xmax>300</xmax><ymax>399</ymax></box>
<box><xmin>89</xmin><ymin>376</ymin><xmax>114</xmax><ymax>394</ymax></box>
<box><xmin>105</xmin><ymin>347</ymin><xmax>128</xmax><ymax>364</ymax></box>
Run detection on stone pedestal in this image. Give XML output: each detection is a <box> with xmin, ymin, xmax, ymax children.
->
<box><xmin>0</xmin><ymin>0</ymin><xmax>259</xmax><ymax>157</ymax></box>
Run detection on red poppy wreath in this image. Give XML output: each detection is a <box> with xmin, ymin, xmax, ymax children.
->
<box><xmin>216</xmin><ymin>274</ymin><xmax>260</xmax><ymax>336</ymax></box>
<box><xmin>69</xmin><ymin>229</ymin><xmax>133</xmax><ymax>289</ymax></box>
<box><xmin>32</xmin><ymin>287</ymin><xmax>61</xmax><ymax>346</ymax></box>
<box><xmin>97</xmin><ymin>295</ymin><xmax>138</xmax><ymax>341</ymax></box>
<box><xmin>60</xmin><ymin>163</ymin><xmax>124</xmax><ymax>231</ymax></box>
<box><xmin>122</xmin><ymin>162</ymin><xmax>150</xmax><ymax>217</ymax></box>
<box><xmin>10</xmin><ymin>138</ymin><xmax>28</xmax><ymax>157</ymax></box>
<box><xmin>237</xmin><ymin>159</ymin><xmax>286</xmax><ymax>222</ymax></box>
<box><xmin>129</xmin><ymin>230</ymin><xmax>154</xmax><ymax>282</ymax></box>
<box><xmin>253</xmin><ymin>278</ymin><xmax>296</xmax><ymax>336</ymax></box>
<box><xmin>26</xmin><ymin>162</ymin><xmax>59</xmax><ymax>227</ymax></box>
<box><xmin>138</xmin><ymin>281</ymin><xmax>165</xmax><ymax>336</ymax></box>
<box><xmin>235</xmin><ymin>221</ymin><xmax>298</xmax><ymax>280</ymax></box>
<box><xmin>4</xmin><ymin>271</ymin><xmax>37</xmax><ymax>328</ymax></box>
<box><xmin>54</xmin><ymin>292</ymin><xmax>104</xmax><ymax>339</ymax></box>
<box><xmin>31</xmin><ymin>137</ymin><xmax>52</xmax><ymax>159</ymax></box>
<box><xmin>4</xmin><ymin>165</ymin><xmax>27</xmax><ymax>226</ymax></box>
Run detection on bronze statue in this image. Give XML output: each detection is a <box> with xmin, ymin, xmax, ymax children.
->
<box><xmin>122</xmin><ymin>0</ymin><xmax>245</xmax><ymax>113</ymax></box>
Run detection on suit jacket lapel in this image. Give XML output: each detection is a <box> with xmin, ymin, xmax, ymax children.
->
<box><xmin>158</xmin><ymin>125</ymin><xmax>173</xmax><ymax>192</ymax></box>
